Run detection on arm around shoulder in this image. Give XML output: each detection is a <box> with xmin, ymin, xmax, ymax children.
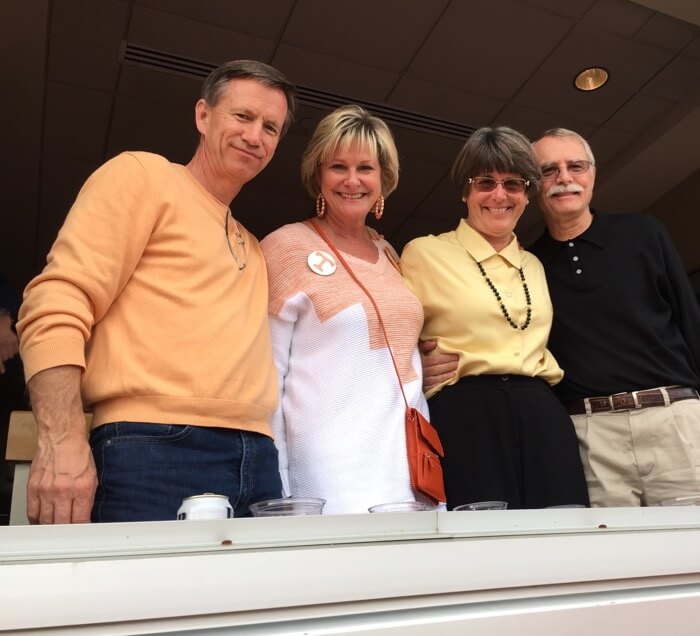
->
<box><xmin>399</xmin><ymin>238</ymin><xmax>430</xmax><ymax>299</ymax></box>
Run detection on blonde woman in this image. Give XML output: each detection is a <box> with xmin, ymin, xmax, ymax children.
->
<box><xmin>261</xmin><ymin>106</ymin><xmax>430</xmax><ymax>514</ymax></box>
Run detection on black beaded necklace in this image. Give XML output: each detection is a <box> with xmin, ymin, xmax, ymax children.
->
<box><xmin>476</xmin><ymin>261</ymin><xmax>532</xmax><ymax>330</ymax></box>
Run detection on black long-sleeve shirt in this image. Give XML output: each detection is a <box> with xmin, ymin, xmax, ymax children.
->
<box><xmin>530</xmin><ymin>211</ymin><xmax>700</xmax><ymax>403</ymax></box>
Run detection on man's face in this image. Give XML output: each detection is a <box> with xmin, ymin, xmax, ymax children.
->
<box><xmin>195</xmin><ymin>77</ymin><xmax>288</xmax><ymax>186</ymax></box>
<box><xmin>533</xmin><ymin>135</ymin><xmax>596</xmax><ymax>223</ymax></box>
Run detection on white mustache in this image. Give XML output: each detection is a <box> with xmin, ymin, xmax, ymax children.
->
<box><xmin>546</xmin><ymin>183</ymin><xmax>584</xmax><ymax>197</ymax></box>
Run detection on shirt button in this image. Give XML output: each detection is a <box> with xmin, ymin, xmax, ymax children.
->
<box><xmin>573</xmin><ymin>256</ymin><xmax>579</xmax><ymax>261</ymax></box>
<box><xmin>514</xmin><ymin>351</ymin><xmax>520</xmax><ymax>357</ymax></box>
<box><xmin>568</xmin><ymin>242</ymin><xmax>575</xmax><ymax>247</ymax></box>
<box><xmin>575</xmin><ymin>268</ymin><xmax>582</xmax><ymax>275</ymax></box>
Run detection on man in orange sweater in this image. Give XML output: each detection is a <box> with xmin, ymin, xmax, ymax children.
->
<box><xmin>17</xmin><ymin>60</ymin><xmax>296</xmax><ymax>523</ymax></box>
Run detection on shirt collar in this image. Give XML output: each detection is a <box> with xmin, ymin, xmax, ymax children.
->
<box><xmin>581</xmin><ymin>210</ymin><xmax>608</xmax><ymax>247</ymax></box>
<box><xmin>455</xmin><ymin>218</ymin><xmax>523</xmax><ymax>268</ymax></box>
<box><xmin>534</xmin><ymin>210</ymin><xmax>608</xmax><ymax>263</ymax></box>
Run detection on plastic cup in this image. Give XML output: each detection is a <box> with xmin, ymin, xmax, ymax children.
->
<box><xmin>368</xmin><ymin>501</ymin><xmax>432</xmax><ymax>513</ymax></box>
<box><xmin>658</xmin><ymin>495</ymin><xmax>700</xmax><ymax>506</ymax></box>
<box><xmin>249</xmin><ymin>497</ymin><xmax>325</xmax><ymax>516</ymax></box>
<box><xmin>453</xmin><ymin>501</ymin><xmax>508</xmax><ymax>511</ymax></box>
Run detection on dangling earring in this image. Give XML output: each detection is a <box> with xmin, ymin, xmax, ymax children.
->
<box><xmin>374</xmin><ymin>195</ymin><xmax>385</xmax><ymax>220</ymax></box>
<box><xmin>316</xmin><ymin>193</ymin><xmax>326</xmax><ymax>218</ymax></box>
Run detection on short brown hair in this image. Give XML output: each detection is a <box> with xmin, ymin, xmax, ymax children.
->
<box><xmin>200</xmin><ymin>59</ymin><xmax>296</xmax><ymax>136</ymax></box>
<box><xmin>451</xmin><ymin>126</ymin><xmax>540</xmax><ymax>197</ymax></box>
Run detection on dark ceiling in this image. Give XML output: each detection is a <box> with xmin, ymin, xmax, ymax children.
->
<box><xmin>2</xmin><ymin>0</ymin><xmax>699</xmax><ymax>296</ymax></box>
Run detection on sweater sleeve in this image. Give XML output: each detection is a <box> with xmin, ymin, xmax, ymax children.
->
<box><xmin>260</xmin><ymin>226</ymin><xmax>305</xmax><ymax>497</ymax></box>
<box><xmin>653</xmin><ymin>216</ymin><xmax>700</xmax><ymax>373</ymax></box>
<box><xmin>268</xmin><ymin>314</ymin><xmax>294</xmax><ymax>497</ymax></box>
<box><xmin>18</xmin><ymin>153</ymin><xmax>158</xmax><ymax>381</ymax></box>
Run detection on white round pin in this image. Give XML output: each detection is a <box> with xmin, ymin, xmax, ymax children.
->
<box><xmin>307</xmin><ymin>250</ymin><xmax>336</xmax><ymax>276</ymax></box>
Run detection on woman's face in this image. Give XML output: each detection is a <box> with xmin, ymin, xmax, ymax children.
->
<box><xmin>319</xmin><ymin>143</ymin><xmax>382</xmax><ymax>223</ymax></box>
<box><xmin>464</xmin><ymin>170</ymin><xmax>529</xmax><ymax>251</ymax></box>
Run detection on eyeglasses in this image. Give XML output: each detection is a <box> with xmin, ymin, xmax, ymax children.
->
<box><xmin>540</xmin><ymin>160</ymin><xmax>593</xmax><ymax>180</ymax></box>
<box><xmin>468</xmin><ymin>177</ymin><xmax>530</xmax><ymax>194</ymax></box>
<box><xmin>225</xmin><ymin>209</ymin><xmax>247</xmax><ymax>271</ymax></box>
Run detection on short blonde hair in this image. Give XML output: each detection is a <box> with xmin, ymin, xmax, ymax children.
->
<box><xmin>300</xmin><ymin>105</ymin><xmax>399</xmax><ymax>199</ymax></box>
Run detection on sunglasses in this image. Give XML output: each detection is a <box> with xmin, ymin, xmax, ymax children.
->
<box><xmin>468</xmin><ymin>176</ymin><xmax>530</xmax><ymax>194</ymax></box>
<box><xmin>540</xmin><ymin>160</ymin><xmax>593</xmax><ymax>180</ymax></box>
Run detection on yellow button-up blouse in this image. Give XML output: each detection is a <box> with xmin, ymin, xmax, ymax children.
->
<box><xmin>401</xmin><ymin>219</ymin><xmax>563</xmax><ymax>398</ymax></box>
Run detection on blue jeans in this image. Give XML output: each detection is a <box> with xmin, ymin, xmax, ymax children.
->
<box><xmin>90</xmin><ymin>422</ymin><xmax>282</xmax><ymax>522</ymax></box>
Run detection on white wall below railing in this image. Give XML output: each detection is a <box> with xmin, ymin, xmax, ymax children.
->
<box><xmin>1</xmin><ymin>508</ymin><xmax>700</xmax><ymax>634</ymax></box>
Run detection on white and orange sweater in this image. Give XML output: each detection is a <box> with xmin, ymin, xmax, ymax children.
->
<box><xmin>261</xmin><ymin>222</ymin><xmax>429</xmax><ymax>514</ymax></box>
<box><xmin>18</xmin><ymin>152</ymin><xmax>277</xmax><ymax>435</ymax></box>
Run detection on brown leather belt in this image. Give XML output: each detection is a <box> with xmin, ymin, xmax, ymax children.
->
<box><xmin>566</xmin><ymin>386</ymin><xmax>699</xmax><ymax>415</ymax></box>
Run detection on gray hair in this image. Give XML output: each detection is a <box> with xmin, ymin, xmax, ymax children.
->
<box><xmin>534</xmin><ymin>128</ymin><xmax>596</xmax><ymax>165</ymax></box>
<box><xmin>200</xmin><ymin>59</ymin><xmax>297</xmax><ymax>136</ymax></box>
<box><xmin>451</xmin><ymin>126</ymin><xmax>540</xmax><ymax>197</ymax></box>
<box><xmin>300</xmin><ymin>105</ymin><xmax>400</xmax><ymax>199</ymax></box>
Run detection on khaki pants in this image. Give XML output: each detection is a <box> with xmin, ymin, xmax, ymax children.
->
<box><xmin>571</xmin><ymin>399</ymin><xmax>700</xmax><ymax>506</ymax></box>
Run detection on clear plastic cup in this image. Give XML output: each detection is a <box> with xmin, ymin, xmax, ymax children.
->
<box><xmin>249</xmin><ymin>497</ymin><xmax>325</xmax><ymax>516</ymax></box>
<box><xmin>658</xmin><ymin>495</ymin><xmax>700</xmax><ymax>506</ymax></box>
<box><xmin>453</xmin><ymin>501</ymin><xmax>508</xmax><ymax>511</ymax></box>
<box><xmin>368</xmin><ymin>501</ymin><xmax>432</xmax><ymax>513</ymax></box>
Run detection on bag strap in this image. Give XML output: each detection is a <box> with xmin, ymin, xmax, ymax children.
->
<box><xmin>308</xmin><ymin>219</ymin><xmax>410</xmax><ymax>409</ymax></box>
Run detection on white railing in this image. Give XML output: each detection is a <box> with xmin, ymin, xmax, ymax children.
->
<box><xmin>2</xmin><ymin>508</ymin><xmax>700</xmax><ymax>633</ymax></box>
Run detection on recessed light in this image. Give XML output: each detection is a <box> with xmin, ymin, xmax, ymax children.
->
<box><xmin>574</xmin><ymin>67</ymin><xmax>609</xmax><ymax>92</ymax></box>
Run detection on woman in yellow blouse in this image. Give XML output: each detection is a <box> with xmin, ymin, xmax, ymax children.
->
<box><xmin>401</xmin><ymin>126</ymin><xmax>588</xmax><ymax>510</ymax></box>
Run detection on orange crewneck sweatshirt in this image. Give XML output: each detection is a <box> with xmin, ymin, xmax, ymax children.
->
<box><xmin>18</xmin><ymin>152</ymin><xmax>277</xmax><ymax>435</ymax></box>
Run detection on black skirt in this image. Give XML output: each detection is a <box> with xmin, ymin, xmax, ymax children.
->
<box><xmin>428</xmin><ymin>374</ymin><xmax>589</xmax><ymax>509</ymax></box>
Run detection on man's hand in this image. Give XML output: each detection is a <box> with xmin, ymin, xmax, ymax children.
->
<box><xmin>26</xmin><ymin>366</ymin><xmax>97</xmax><ymax>524</ymax></box>
<box><xmin>28</xmin><ymin>438</ymin><xmax>97</xmax><ymax>524</ymax></box>
<box><xmin>419</xmin><ymin>339</ymin><xmax>459</xmax><ymax>393</ymax></box>
<box><xmin>0</xmin><ymin>313</ymin><xmax>19</xmax><ymax>374</ymax></box>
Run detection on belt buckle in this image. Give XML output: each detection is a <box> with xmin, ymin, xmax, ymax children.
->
<box><xmin>631</xmin><ymin>390</ymin><xmax>641</xmax><ymax>409</ymax></box>
<box><xmin>609</xmin><ymin>391</ymin><xmax>640</xmax><ymax>412</ymax></box>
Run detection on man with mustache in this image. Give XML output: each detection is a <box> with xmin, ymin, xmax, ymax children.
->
<box><xmin>422</xmin><ymin>127</ymin><xmax>700</xmax><ymax>507</ymax></box>
<box><xmin>17</xmin><ymin>60</ymin><xmax>296</xmax><ymax>523</ymax></box>
<box><xmin>527</xmin><ymin>128</ymin><xmax>700</xmax><ymax>507</ymax></box>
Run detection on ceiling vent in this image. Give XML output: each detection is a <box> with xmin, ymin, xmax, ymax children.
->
<box><xmin>121</xmin><ymin>42</ymin><xmax>476</xmax><ymax>140</ymax></box>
